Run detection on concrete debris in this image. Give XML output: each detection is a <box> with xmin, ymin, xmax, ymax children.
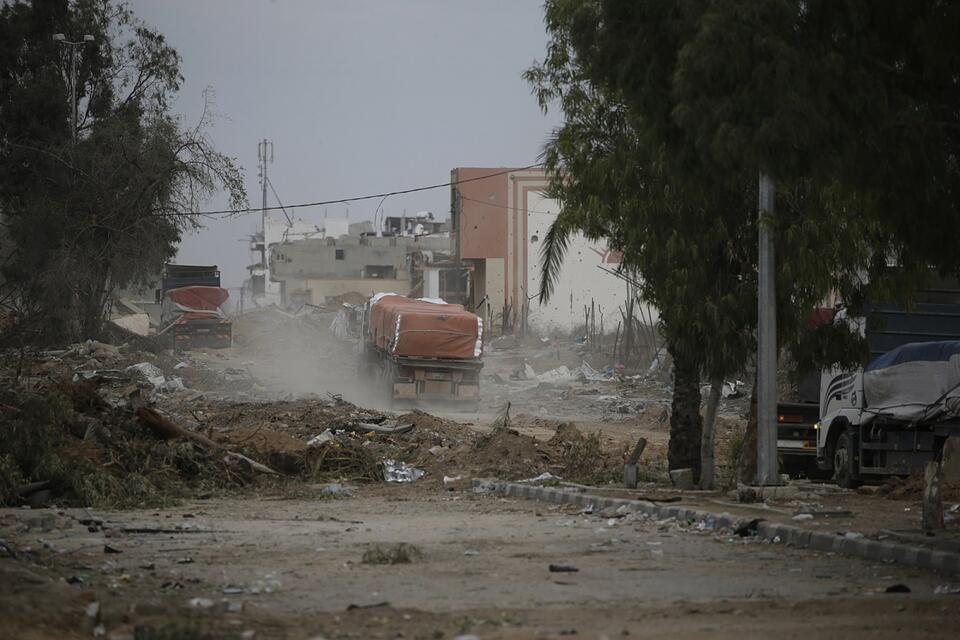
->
<box><xmin>510</xmin><ymin>362</ymin><xmax>537</xmax><ymax>381</ymax></box>
<box><xmin>126</xmin><ymin>362</ymin><xmax>166</xmax><ymax>387</ymax></box>
<box><xmin>382</xmin><ymin>459</ymin><xmax>425</xmax><ymax>483</ymax></box>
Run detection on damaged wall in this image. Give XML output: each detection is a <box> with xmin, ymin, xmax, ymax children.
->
<box><xmin>453</xmin><ymin>167</ymin><xmax>655</xmax><ymax>333</ymax></box>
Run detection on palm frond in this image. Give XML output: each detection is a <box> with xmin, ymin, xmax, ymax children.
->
<box><xmin>538</xmin><ymin>210</ymin><xmax>574</xmax><ymax>303</ymax></box>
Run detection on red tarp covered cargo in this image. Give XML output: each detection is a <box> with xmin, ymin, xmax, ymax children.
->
<box><xmin>166</xmin><ymin>286</ymin><xmax>229</xmax><ymax>311</ymax></box>
<box><xmin>368</xmin><ymin>294</ymin><xmax>482</xmax><ymax>360</ymax></box>
<box><xmin>161</xmin><ymin>286</ymin><xmax>230</xmax><ymax>328</ymax></box>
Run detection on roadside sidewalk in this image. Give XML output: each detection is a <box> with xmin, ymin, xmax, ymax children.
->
<box><xmin>476</xmin><ymin>479</ymin><xmax>960</xmax><ymax>576</ymax></box>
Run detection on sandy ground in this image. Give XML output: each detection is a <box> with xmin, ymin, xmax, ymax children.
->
<box><xmin>2</xmin><ymin>488</ymin><xmax>959</xmax><ymax>639</ymax></box>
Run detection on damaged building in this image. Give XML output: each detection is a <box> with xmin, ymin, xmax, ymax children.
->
<box><xmin>268</xmin><ymin>222</ymin><xmax>460</xmax><ymax>306</ymax></box>
<box><xmin>450</xmin><ymin>166</ymin><xmax>650</xmax><ymax>334</ymax></box>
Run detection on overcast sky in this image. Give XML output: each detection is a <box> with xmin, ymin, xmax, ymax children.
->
<box><xmin>125</xmin><ymin>0</ymin><xmax>560</xmax><ymax>289</ymax></box>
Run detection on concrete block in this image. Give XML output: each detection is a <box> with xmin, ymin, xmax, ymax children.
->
<box><xmin>669</xmin><ymin>468</ymin><xmax>695</xmax><ymax>490</ymax></box>
<box><xmin>941</xmin><ymin>436</ymin><xmax>960</xmax><ymax>484</ymax></box>
<box><xmin>623</xmin><ymin>464</ymin><xmax>639</xmax><ymax>489</ymax></box>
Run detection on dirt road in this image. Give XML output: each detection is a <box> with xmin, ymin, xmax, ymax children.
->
<box><xmin>3</xmin><ymin>487</ymin><xmax>958</xmax><ymax>639</ymax></box>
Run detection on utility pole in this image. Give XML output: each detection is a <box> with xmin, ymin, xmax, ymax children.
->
<box><xmin>52</xmin><ymin>33</ymin><xmax>95</xmax><ymax>141</ymax></box>
<box><xmin>257</xmin><ymin>139</ymin><xmax>273</xmax><ymax>294</ymax></box>
<box><xmin>757</xmin><ymin>170</ymin><xmax>780</xmax><ymax>485</ymax></box>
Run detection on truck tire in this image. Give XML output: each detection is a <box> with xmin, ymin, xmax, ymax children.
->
<box><xmin>833</xmin><ymin>430</ymin><xmax>861</xmax><ymax>489</ymax></box>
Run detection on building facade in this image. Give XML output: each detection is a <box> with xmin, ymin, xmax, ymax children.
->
<box><xmin>269</xmin><ymin>234</ymin><xmax>452</xmax><ymax>306</ymax></box>
<box><xmin>451</xmin><ymin>166</ymin><xmax>649</xmax><ymax>334</ymax></box>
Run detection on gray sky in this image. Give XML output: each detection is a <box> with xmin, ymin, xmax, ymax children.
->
<box><xmin>125</xmin><ymin>0</ymin><xmax>560</xmax><ymax>289</ymax></box>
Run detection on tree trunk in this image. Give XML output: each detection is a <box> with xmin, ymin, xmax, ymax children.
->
<box><xmin>700</xmin><ymin>375</ymin><xmax>723</xmax><ymax>490</ymax></box>
<box><xmin>737</xmin><ymin>377</ymin><xmax>759</xmax><ymax>485</ymax></box>
<box><xmin>668</xmin><ymin>346</ymin><xmax>703</xmax><ymax>482</ymax></box>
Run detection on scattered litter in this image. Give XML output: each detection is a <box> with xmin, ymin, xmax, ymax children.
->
<box><xmin>443</xmin><ymin>475</ymin><xmax>463</xmax><ymax>484</ymax></box>
<box><xmin>307</xmin><ymin>430</ymin><xmax>335</xmax><ymax>446</ymax></box>
<box><xmin>346</xmin><ymin>601</ymin><xmax>391</xmax><ymax>610</ymax></box>
<box><xmin>188</xmin><ymin>597</ymin><xmax>215</xmax><ymax>609</ymax></box>
<box><xmin>222</xmin><ymin>585</ymin><xmax>244</xmax><ymax>595</ymax></box>
<box><xmin>580</xmin><ymin>361</ymin><xmax>614</xmax><ymax>382</ymax></box>
<box><xmin>934</xmin><ymin>584</ymin><xmax>960</xmax><ymax>595</ymax></box>
<box><xmin>320</xmin><ymin>483</ymin><xmax>352</xmax><ymax>497</ymax></box>
<box><xmin>721</xmin><ymin>380</ymin><xmax>745</xmax><ymax>398</ymax></box>
<box><xmin>537</xmin><ymin>365</ymin><xmax>575</xmax><ymax>382</ymax></box>
<box><xmin>792</xmin><ymin>513</ymin><xmax>814</xmax><ymax>522</ymax></box>
<box><xmin>517</xmin><ymin>472</ymin><xmax>562</xmax><ymax>484</ymax></box>
<box><xmin>382</xmin><ymin>459</ymin><xmax>425</xmax><ymax>483</ymax></box>
<box><xmin>463</xmin><ymin>549</ymin><xmax>481</xmax><ymax>556</ymax></box>
<box><xmin>734</xmin><ymin>519</ymin><xmax>763</xmax><ymax>537</ymax></box>
<box><xmin>885</xmin><ymin>584</ymin><xmax>911</xmax><ymax>594</ymax></box>
<box><xmin>362</xmin><ymin>543</ymin><xmax>423</xmax><ymax>565</ymax></box>
<box><xmin>548</xmin><ymin>564</ymin><xmax>579</xmax><ymax>573</ymax></box>
<box><xmin>174</xmin><ymin>361</ymin><xmax>190</xmax><ymax>369</ymax></box>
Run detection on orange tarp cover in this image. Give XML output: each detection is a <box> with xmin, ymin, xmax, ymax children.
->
<box><xmin>369</xmin><ymin>295</ymin><xmax>482</xmax><ymax>360</ymax></box>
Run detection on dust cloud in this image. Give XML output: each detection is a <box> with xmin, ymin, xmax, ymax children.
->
<box><xmin>222</xmin><ymin>309</ymin><xmax>389</xmax><ymax>408</ymax></box>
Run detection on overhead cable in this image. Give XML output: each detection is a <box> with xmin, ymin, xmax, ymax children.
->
<box><xmin>166</xmin><ymin>163</ymin><xmax>545</xmax><ymax>218</ymax></box>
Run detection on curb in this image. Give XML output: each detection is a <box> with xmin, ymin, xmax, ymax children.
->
<box><xmin>474</xmin><ymin>479</ymin><xmax>960</xmax><ymax>576</ymax></box>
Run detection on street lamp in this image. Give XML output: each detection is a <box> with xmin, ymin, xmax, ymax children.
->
<box><xmin>52</xmin><ymin>33</ymin><xmax>95</xmax><ymax>141</ymax></box>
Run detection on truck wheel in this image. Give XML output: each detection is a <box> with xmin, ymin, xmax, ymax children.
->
<box><xmin>833</xmin><ymin>430</ymin><xmax>861</xmax><ymax>489</ymax></box>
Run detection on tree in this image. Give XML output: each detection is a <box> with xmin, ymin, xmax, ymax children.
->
<box><xmin>0</xmin><ymin>0</ymin><xmax>245</xmax><ymax>343</ymax></box>
<box><xmin>527</xmin><ymin>0</ymin><xmax>954</xmax><ymax>485</ymax></box>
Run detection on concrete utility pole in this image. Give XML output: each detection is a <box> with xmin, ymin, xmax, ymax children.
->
<box><xmin>52</xmin><ymin>33</ymin><xmax>95</xmax><ymax>141</ymax></box>
<box><xmin>257</xmin><ymin>139</ymin><xmax>273</xmax><ymax>274</ymax></box>
<box><xmin>757</xmin><ymin>171</ymin><xmax>780</xmax><ymax>485</ymax></box>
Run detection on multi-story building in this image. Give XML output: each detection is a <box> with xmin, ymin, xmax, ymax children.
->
<box><xmin>450</xmin><ymin>166</ymin><xmax>650</xmax><ymax>334</ymax></box>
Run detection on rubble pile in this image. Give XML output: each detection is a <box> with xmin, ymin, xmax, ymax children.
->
<box><xmin>0</xmin><ymin>380</ymin><xmax>247</xmax><ymax>509</ymax></box>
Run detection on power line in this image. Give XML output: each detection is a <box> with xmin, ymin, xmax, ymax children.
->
<box><xmin>457</xmin><ymin>193</ymin><xmax>560</xmax><ymax>216</ymax></box>
<box><xmin>166</xmin><ymin>163</ymin><xmax>544</xmax><ymax>218</ymax></box>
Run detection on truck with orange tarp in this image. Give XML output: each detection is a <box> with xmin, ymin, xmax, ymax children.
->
<box><xmin>361</xmin><ymin>293</ymin><xmax>483</xmax><ymax>405</ymax></box>
<box><xmin>159</xmin><ymin>264</ymin><xmax>232</xmax><ymax>350</ymax></box>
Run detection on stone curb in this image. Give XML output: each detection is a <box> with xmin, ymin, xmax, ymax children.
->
<box><xmin>474</xmin><ymin>479</ymin><xmax>960</xmax><ymax>575</ymax></box>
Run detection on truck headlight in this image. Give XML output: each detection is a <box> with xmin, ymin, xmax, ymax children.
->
<box><xmin>813</xmin><ymin>421</ymin><xmax>821</xmax><ymax>430</ymax></box>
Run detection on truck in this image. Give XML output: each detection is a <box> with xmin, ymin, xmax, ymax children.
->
<box><xmin>360</xmin><ymin>293</ymin><xmax>483</xmax><ymax>406</ymax></box>
<box><xmin>776</xmin><ymin>309</ymin><xmax>836</xmax><ymax>478</ymax></box>
<box><xmin>812</xmin><ymin>293</ymin><xmax>960</xmax><ymax>487</ymax></box>
<box><xmin>159</xmin><ymin>264</ymin><xmax>232</xmax><ymax>350</ymax></box>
